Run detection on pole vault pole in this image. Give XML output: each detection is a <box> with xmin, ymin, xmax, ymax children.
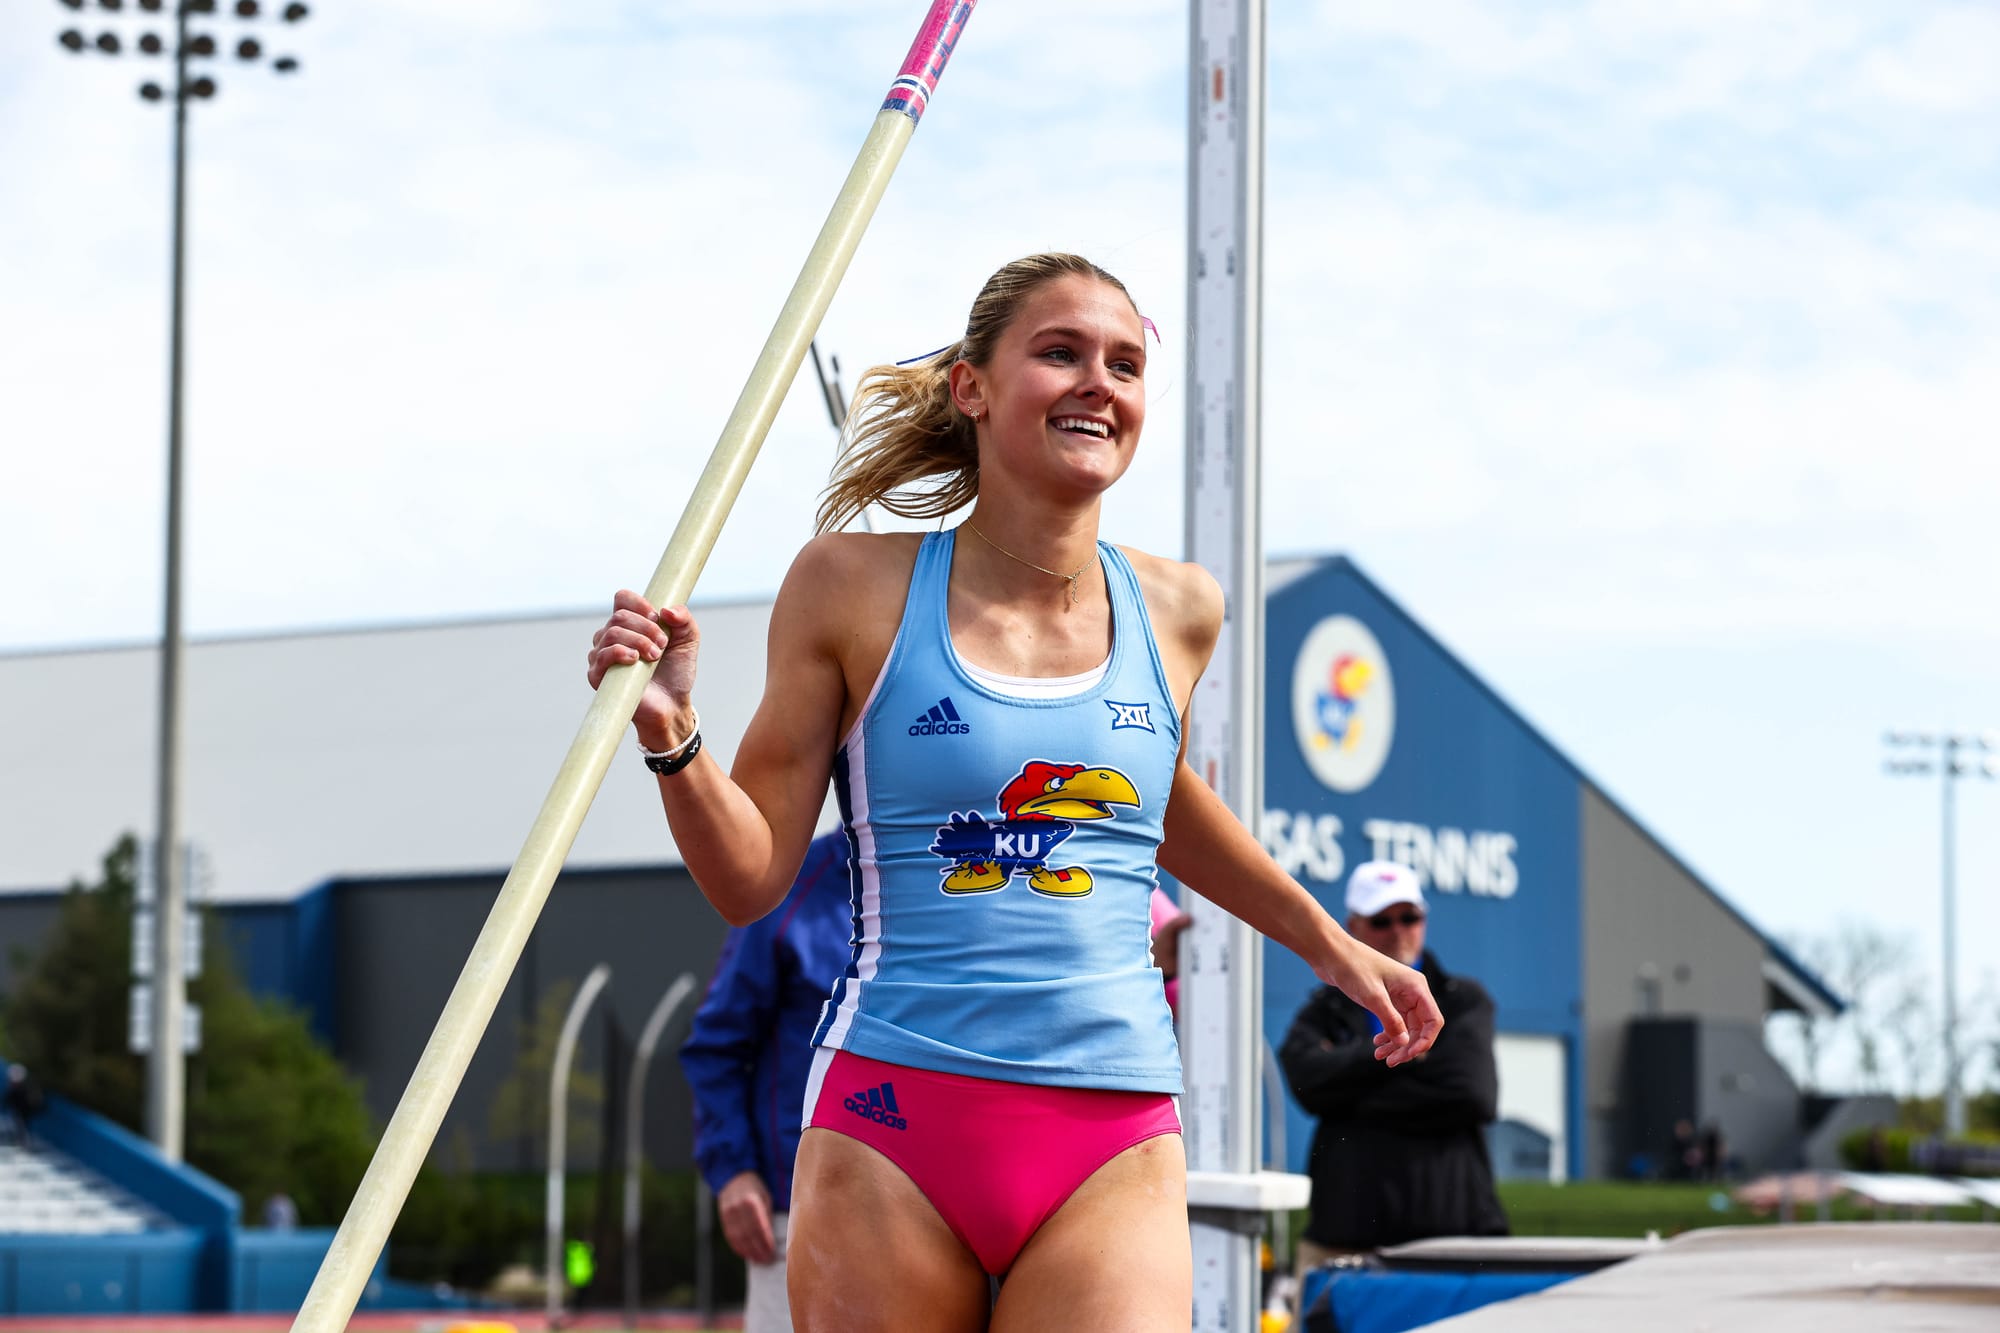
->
<box><xmin>288</xmin><ymin>7</ymin><xmax>979</xmax><ymax>1328</ymax></box>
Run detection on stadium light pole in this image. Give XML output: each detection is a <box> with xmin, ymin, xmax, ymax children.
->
<box><xmin>1883</xmin><ymin>729</ymin><xmax>2000</xmax><ymax>1139</ymax></box>
<box><xmin>55</xmin><ymin>0</ymin><xmax>310</xmax><ymax>1162</ymax></box>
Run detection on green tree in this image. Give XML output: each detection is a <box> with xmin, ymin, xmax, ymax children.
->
<box><xmin>185</xmin><ymin>965</ymin><xmax>377</xmax><ymax>1223</ymax></box>
<box><xmin>486</xmin><ymin>978</ymin><xmax>605</xmax><ymax>1164</ymax></box>
<box><xmin>2</xmin><ymin>837</ymin><xmax>147</xmax><ymax>1124</ymax></box>
<box><xmin>0</xmin><ymin>835</ymin><xmax>376</xmax><ymax>1223</ymax></box>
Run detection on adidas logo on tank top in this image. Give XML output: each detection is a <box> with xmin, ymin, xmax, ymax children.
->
<box><xmin>909</xmin><ymin>696</ymin><xmax>970</xmax><ymax>737</ymax></box>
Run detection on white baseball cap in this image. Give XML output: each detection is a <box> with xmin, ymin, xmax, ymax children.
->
<box><xmin>1345</xmin><ymin>860</ymin><xmax>1425</xmax><ymax>919</ymax></box>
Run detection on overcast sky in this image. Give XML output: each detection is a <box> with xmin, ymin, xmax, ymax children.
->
<box><xmin>6</xmin><ymin>2</ymin><xmax>1997</xmax><ymax>1088</ymax></box>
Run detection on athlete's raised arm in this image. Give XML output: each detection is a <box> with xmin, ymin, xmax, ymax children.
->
<box><xmin>1141</xmin><ymin>551</ymin><xmax>1444</xmax><ymax>1065</ymax></box>
<box><xmin>586</xmin><ymin>535</ymin><xmax>859</xmax><ymax>924</ymax></box>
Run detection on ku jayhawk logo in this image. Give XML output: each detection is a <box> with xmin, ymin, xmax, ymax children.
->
<box><xmin>929</xmin><ymin>759</ymin><xmax>1141</xmax><ymax>898</ymax></box>
<box><xmin>1312</xmin><ymin>654</ymin><xmax>1374</xmax><ymax>752</ymax></box>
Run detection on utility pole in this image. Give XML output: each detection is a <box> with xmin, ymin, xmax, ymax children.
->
<box><xmin>1884</xmin><ymin>729</ymin><xmax>1999</xmax><ymax>1137</ymax></box>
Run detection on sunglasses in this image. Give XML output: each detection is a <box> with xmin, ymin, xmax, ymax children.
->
<box><xmin>1364</xmin><ymin>909</ymin><xmax>1426</xmax><ymax>930</ymax></box>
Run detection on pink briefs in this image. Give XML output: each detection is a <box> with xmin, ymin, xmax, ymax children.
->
<box><xmin>803</xmin><ymin>1049</ymin><xmax>1182</xmax><ymax>1276</ymax></box>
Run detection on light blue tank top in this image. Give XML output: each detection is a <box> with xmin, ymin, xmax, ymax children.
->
<box><xmin>812</xmin><ymin>529</ymin><xmax>1184</xmax><ymax>1092</ymax></box>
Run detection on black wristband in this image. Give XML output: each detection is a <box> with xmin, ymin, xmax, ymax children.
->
<box><xmin>642</xmin><ymin>728</ymin><xmax>701</xmax><ymax>776</ymax></box>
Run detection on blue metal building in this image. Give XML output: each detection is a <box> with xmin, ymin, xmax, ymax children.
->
<box><xmin>1258</xmin><ymin>557</ymin><xmax>1840</xmax><ymax>1182</ymax></box>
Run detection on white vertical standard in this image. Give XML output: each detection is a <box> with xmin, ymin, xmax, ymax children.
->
<box><xmin>1182</xmin><ymin>1</ymin><xmax>1269</xmax><ymax>1330</ymax></box>
<box><xmin>547</xmin><ymin>963</ymin><xmax>613</xmax><ymax>1327</ymax></box>
<box><xmin>624</xmin><ymin>972</ymin><xmax>698</xmax><ymax>1326</ymax></box>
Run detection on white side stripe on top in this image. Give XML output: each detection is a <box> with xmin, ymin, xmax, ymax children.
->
<box><xmin>820</xmin><ymin>730</ymin><xmax>882</xmax><ymax>1051</ymax></box>
<box><xmin>820</xmin><ymin>617</ymin><xmax>901</xmax><ymax>1052</ymax></box>
<box><xmin>800</xmin><ymin>1045</ymin><xmax>838</xmax><ymax>1131</ymax></box>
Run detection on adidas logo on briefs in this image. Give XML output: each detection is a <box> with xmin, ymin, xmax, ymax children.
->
<box><xmin>909</xmin><ymin>696</ymin><xmax>970</xmax><ymax>737</ymax></box>
<box><xmin>842</xmin><ymin>1081</ymin><xmax>908</xmax><ymax>1130</ymax></box>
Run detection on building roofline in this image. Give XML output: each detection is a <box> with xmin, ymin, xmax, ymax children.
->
<box><xmin>0</xmin><ymin>886</ymin><xmax>72</xmax><ymax>902</ymax></box>
<box><xmin>0</xmin><ymin>592</ymin><xmax>778</xmax><ymax>663</ymax></box>
<box><xmin>316</xmin><ymin>858</ymin><xmax>691</xmax><ymax>893</ymax></box>
<box><xmin>2</xmin><ymin>857</ymin><xmax>695</xmax><ymax>906</ymax></box>
<box><xmin>1763</xmin><ymin>935</ymin><xmax>1848</xmax><ymax>1016</ymax></box>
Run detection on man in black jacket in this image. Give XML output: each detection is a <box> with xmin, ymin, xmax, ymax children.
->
<box><xmin>1280</xmin><ymin>861</ymin><xmax>1508</xmax><ymax>1269</ymax></box>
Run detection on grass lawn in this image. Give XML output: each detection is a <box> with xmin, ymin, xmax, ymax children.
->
<box><xmin>1496</xmin><ymin>1179</ymin><xmax>1992</xmax><ymax>1238</ymax></box>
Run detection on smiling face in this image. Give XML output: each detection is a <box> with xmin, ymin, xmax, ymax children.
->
<box><xmin>950</xmin><ymin>274</ymin><xmax>1148</xmax><ymax>503</ymax></box>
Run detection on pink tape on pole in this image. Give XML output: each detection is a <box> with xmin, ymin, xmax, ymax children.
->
<box><xmin>882</xmin><ymin>0</ymin><xmax>978</xmax><ymax>124</ymax></box>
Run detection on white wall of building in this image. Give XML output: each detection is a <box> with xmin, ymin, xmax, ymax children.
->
<box><xmin>0</xmin><ymin>598</ymin><xmax>800</xmax><ymax>902</ymax></box>
<box><xmin>1495</xmin><ymin>1031</ymin><xmax>1569</xmax><ymax>1182</ymax></box>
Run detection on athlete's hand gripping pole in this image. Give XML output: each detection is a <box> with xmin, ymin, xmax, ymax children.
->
<box><xmin>288</xmin><ymin>6</ymin><xmax>980</xmax><ymax>1329</ymax></box>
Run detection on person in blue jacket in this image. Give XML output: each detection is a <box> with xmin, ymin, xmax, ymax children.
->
<box><xmin>678</xmin><ymin>829</ymin><xmax>853</xmax><ymax>1333</ymax></box>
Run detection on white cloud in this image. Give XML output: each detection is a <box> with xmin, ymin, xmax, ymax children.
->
<box><xmin>1251</xmin><ymin>1</ymin><xmax>1999</xmax><ymax>670</ymax></box>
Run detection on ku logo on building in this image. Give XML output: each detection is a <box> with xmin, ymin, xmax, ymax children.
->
<box><xmin>1292</xmin><ymin>615</ymin><xmax>1395</xmax><ymax>793</ymax></box>
<box><xmin>1312</xmin><ymin>657</ymin><xmax>1372</xmax><ymax>752</ymax></box>
<box><xmin>929</xmin><ymin>759</ymin><xmax>1141</xmax><ymax>899</ymax></box>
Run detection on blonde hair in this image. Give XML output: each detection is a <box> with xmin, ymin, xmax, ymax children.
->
<box><xmin>815</xmin><ymin>253</ymin><xmax>1136</xmax><ymax>534</ymax></box>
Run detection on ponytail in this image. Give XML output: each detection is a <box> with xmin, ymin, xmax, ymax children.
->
<box><xmin>815</xmin><ymin>342</ymin><xmax>977</xmax><ymax>534</ymax></box>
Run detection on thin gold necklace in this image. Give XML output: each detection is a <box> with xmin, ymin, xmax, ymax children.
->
<box><xmin>961</xmin><ymin>521</ymin><xmax>1093</xmax><ymax>609</ymax></box>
